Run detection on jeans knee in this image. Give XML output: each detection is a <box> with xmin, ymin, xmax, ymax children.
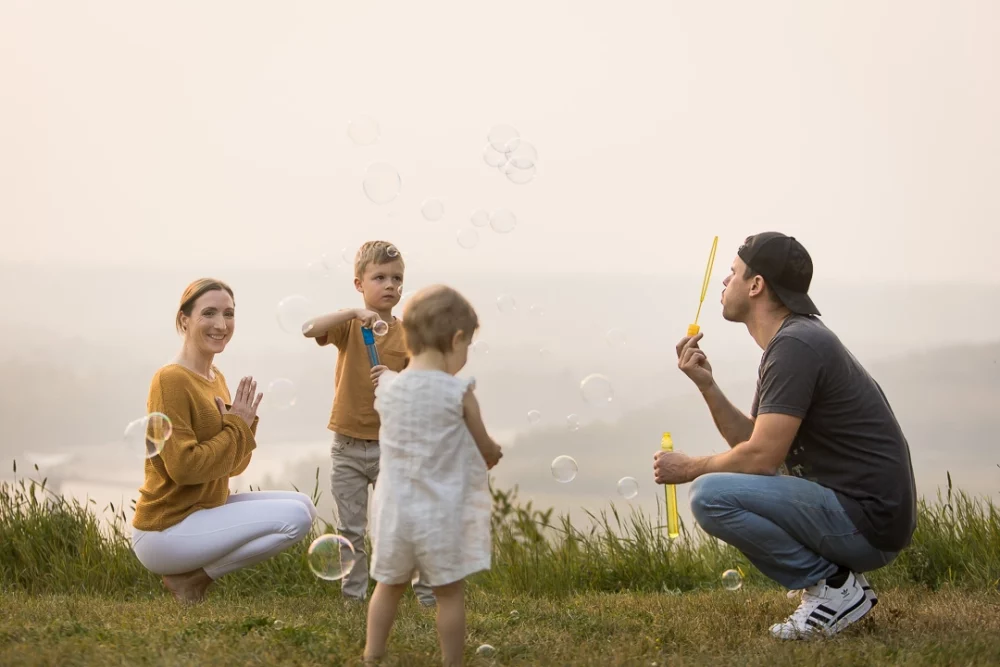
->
<box><xmin>689</xmin><ymin>473</ymin><xmax>732</xmax><ymax>527</ymax></box>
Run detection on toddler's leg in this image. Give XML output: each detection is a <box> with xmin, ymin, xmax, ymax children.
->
<box><xmin>363</xmin><ymin>581</ymin><xmax>408</xmax><ymax>663</ymax></box>
<box><xmin>432</xmin><ymin>580</ymin><xmax>466</xmax><ymax>667</ymax></box>
<box><xmin>331</xmin><ymin>433</ymin><xmax>371</xmax><ymax>600</ymax></box>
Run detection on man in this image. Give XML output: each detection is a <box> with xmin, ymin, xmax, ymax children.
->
<box><xmin>653</xmin><ymin>232</ymin><xmax>916</xmax><ymax>640</ymax></box>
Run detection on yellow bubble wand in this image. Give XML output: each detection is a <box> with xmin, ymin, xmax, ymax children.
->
<box><xmin>661</xmin><ymin>432</ymin><xmax>679</xmax><ymax>539</ymax></box>
<box><xmin>662</xmin><ymin>237</ymin><xmax>718</xmax><ymax>540</ymax></box>
<box><xmin>687</xmin><ymin>235</ymin><xmax>719</xmax><ymax>337</ymax></box>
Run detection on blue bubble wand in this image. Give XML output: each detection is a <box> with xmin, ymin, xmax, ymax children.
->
<box><xmin>361</xmin><ymin>327</ymin><xmax>380</xmax><ymax>367</ymax></box>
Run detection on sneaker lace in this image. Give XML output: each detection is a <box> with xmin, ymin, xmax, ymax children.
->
<box><xmin>786</xmin><ymin>588</ymin><xmax>825</xmax><ymax>629</ymax></box>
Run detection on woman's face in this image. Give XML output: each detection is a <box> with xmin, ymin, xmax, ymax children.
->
<box><xmin>180</xmin><ymin>289</ymin><xmax>235</xmax><ymax>355</ymax></box>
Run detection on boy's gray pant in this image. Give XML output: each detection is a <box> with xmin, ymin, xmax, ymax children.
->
<box><xmin>330</xmin><ymin>432</ymin><xmax>435</xmax><ymax>604</ymax></box>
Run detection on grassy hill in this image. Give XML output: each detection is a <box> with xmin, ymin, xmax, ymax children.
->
<box><xmin>2</xmin><ymin>465</ymin><xmax>999</xmax><ymax>665</ymax></box>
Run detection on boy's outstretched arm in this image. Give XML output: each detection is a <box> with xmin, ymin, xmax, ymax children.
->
<box><xmin>462</xmin><ymin>388</ymin><xmax>502</xmax><ymax>469</ymax></box>
<box><xmin>302</xmin><ymin>308</ymin><xmax>362</xmax><ymax>338</ymax></box>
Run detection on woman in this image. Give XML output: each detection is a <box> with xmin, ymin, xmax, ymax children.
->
<box><xmin>130</xmin><ymin>278</ymin><xmax>317</xmax><ymax>604</ymax></box>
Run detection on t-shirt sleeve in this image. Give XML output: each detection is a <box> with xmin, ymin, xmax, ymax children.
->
<box><xmin>315</xmin><ymin>319</ymin><xmax>352</xmax><ymax>348</ymax></box>
<box><xmin>755</xmin><ymin>336</ymin><xmax>821</xmax><ymax>419</ymax></box>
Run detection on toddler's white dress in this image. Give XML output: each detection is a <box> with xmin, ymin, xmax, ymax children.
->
<box><xmin>370</xmin><ymin>369</ymin><xmax>492</xmax><ymax>587</ymax></box>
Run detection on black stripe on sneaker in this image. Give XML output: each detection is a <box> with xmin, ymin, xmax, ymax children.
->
<box><xmin>805</xmin><ymin>617</ymin><xmax>823</xmax><ymax>629</ymax></box>
<box><xmin>816</xmin><ymin>604</ymin><xmax>836</xmax><ymax>616</ymax></box>
<box><xmin>830</xmin><ymin>594</ymin><xmax>868</xmax><ymax>623</ymax></box>
<box><xmin>809</xmin><ymin>611</ymin><xmax>831</xmax><ymax>625</ymax></box>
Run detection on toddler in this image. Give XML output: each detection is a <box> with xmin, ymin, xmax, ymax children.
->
<box><xmin>363</xmin><ymin>284</ymin><xmax>503</xmax><ymax>666</ymax></box>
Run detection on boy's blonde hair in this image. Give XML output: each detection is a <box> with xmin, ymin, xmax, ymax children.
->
<box><xmin>354</xmin><ymin>240</ymin><xmax>404</xmax><ymax>279</ymax></box>
<box><xmin>402</xmin><ymin>284</ymin><xmax>479</xmax><ymax>355</ymax></box>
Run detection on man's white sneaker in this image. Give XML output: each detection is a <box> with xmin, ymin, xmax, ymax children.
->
<box><xmin>854</xmin><ymin>572</ymin><xmax>878</xmax><ymax>607</ymax></box>
<box><xmin>770</xmin><ymin>572</ymin><xmax>872</xmax><ymax>640</ymax></box>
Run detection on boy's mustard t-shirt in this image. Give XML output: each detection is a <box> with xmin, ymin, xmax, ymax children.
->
<box><xmin>316</xmin><ymin>317</ymin><xmax>408</xmax><ymax>440</ymax></box>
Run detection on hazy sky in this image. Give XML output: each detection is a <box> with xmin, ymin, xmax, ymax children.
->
<box><xmin>2</xmin><ymin>1</ymin><xmax>998</xmax><ymax>283</ymax></box>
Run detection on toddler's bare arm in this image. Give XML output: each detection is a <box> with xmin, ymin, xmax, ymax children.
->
<box><xmin>462</xmin><ymin>388</ymin><xmax>502</xmax><ymax>468</ymax></box>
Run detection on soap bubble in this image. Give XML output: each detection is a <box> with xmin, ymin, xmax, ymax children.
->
<box><xmin>721</xmin><ymin>569</ymin><xmax>743</xmax><ymax>591</ymax></box>
<box><xmin>551</xmin><ymin>455</ymin><xmax>578</xmax><ymax>483</ymax></box>
<box><xmin>471</xmin><ymin>209</ymin><xmax>490</xmax><ymax>227</ymax></box>
<box><xmin>347</xmin><ymin>116</ymin><xmax>379</xmax><ymax>145</ymax></box>
<box><xmin>496</xmin><ymin>294</ymin><xmax>516</xmax><ymax>313</ymax></box>
<box><xmin>421</xmin><ymin>198</ymin><xmax>444</xmax><ymax>221</ymax></box>
<box><xmin>483</xmin><ymin>143</ymin><xmax>507</xmax><ymax>168</ymax></box>
<box><xmin>509</xmin><ymin>610</ymin><xmax>520</xmax><ymax>620</ymax></box>
<box><xmin>617</xmin><ymin>476</ymin><xmax>639</xmax><ymax>500</ymax></box>
<box><xmin>527</xmin><ymin>409</ymin><xmax>541</xmax><ymax>425</ymax></box>
<box><xmin>528</xmin><ymin>304</ymin><xmax>544</xmax><ymax>317</ymax></box>
<box><xmin>566</xmin><ymin>414</ymin><xmax>580</xmax><ymax>431</ymax></box>
<box><xmin>372</xmin><ymin>319</ymin><xmax>389</xmax><ymax>336</ymax></box>
<box><xmin>606</xmin><ymin>328</ymin><xmax>627</xmax><ymax>347</ymax></box>
<box><xmin>277</xmin><ymin>295</ymin><xmax>315</xmax><ymax>335</ymax></box>
<box><xmin>503</xmin><ymin>160</ymin><xmax>537</xmax><ymax>185</ymax></box>
<box><xmin>489</xmin><ymin>209</ymin><xmax>517</xmax><ymax>233</ymax></box>
<box><xmin>308</xmin><ymin>534</ymin><xmax>357</xmax><ymax>581</ymax></box>
<box><xmin>267</xmin><ymin>379</ymin><xmax>297</xmax><ymax>410</ymax></box>
<box><xmin>475</xmin><ymin>644</ymin><xmax>497</xmax><ymax>657</ymax></box>
<box><xmin>363</xmin><ymin>162</ymin><xmax>401</xmax><ymax>204</ymax></box>
<box><xmin>457</xmin><ymin>228</ymin><xmax>479</xmax><ymax>249</ymax></box>
<box><xmin>387</xmin><ymin>244</ymin><xmax>400</xmax><ymax>258</ymax></box>
<box><xmin>273</xmin><ymin>619</ymin><xmax>285</xmax><ymax>629</ymax></box>
<box><xmin>488</xmin><ymin>124</ymin><xmax>519</xmax><ymax>152</ymax></box>
<box><xmin>580</xmin><ymin>373</ymin><xmax>614</xmax><ymax>405</ymax></box>
<box><xmin>471</xmin><ymin>340</ymin><xmax>489</xmax><ymax>355</ymax></box>
<box><xmin>306</xmin><ymin>259</ymin><xmax>330</xmax><ymax>281</ymax></box>
<box><xmin>123</xmin><ymin>412</ymin><xmax>173</xmax><ymax>459</ymax></box>
<box><xmin>341</xmin><ymin>247</ymin><xmax>354</xmax><ymax>264</ymax></box>
<box><xmin>503</xmin><ymin>138</ymin><xmax>537</xmax><ymax>169</ymax></box>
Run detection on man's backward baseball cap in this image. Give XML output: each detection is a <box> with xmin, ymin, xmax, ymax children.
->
<box><xmin>737</xmin><ymin>232</ymin><xmax>820</xmax><ymax>316</ymax></box>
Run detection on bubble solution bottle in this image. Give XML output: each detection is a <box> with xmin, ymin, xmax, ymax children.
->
<box><xmin>661</xmin><ymin>432</ymin><xmax>680</xmax><ymax>539</ymax></box>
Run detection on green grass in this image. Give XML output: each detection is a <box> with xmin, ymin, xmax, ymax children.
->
<box><xmin>3</xmin><ymin>461</ymin><xmax>1000</xmax><ymax>665</ymax></box>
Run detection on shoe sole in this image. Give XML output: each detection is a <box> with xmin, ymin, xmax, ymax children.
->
<box><xmin>827</xmin><ymin>595</ymin><xmax>874</xmax><ymax>635</ymax></box>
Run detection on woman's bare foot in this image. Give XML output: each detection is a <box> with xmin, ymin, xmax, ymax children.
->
<box><xmin>162</xmin><ymin>569</ymin><xmax>213</xmax><ymax>604</ymax></box>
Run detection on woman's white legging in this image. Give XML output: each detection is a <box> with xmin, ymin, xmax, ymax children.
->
<box><xmin>131</xmin><ymin>490</ymin><xmax>317</xmax><ymax>580</ymax></box>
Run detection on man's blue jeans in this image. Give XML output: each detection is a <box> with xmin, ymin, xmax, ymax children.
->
<box><xmin>689</xmin><ymin>473</ymin><xmax>899</xmax><ymax>590</ymax></box>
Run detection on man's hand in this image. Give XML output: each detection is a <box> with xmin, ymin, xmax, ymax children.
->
<box><xmin>676</xmin><ymin>332</ymin><xmax>714</xmax><ymax>392</ymax></box>
<box><xmin>370</xmin><ymin>365</ymin><xmax>388</xmax><ymax>386</ymax></box>
<box><xmin>653</xmin><ymin>449</ymin><xmax>696</xmax><ymax>485</ymax></box>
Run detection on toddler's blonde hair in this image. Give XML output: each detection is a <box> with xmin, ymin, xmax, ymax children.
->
<box><xmin>402</xmin><ymin>284</ymin><xmax>479</xmax><ymax>355</ymax></box>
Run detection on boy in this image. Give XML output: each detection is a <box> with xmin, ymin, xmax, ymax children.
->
<box><xmin>303</xmin><ymin>240</ymin><xmax>435</xmax><ymax>606</ymax></box>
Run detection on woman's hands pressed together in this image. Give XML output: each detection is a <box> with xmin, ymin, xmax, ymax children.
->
<box><xmin>216</xmin><ymin>376</ymin><xmax>263</xmax><ymax>427</ymax></box>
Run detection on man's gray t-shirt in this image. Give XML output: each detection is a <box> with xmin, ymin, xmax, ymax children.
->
<box><xmin>750</xmin><ymin>314</ymin><xmax>917</xmax><ymax>552</ymax></box>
